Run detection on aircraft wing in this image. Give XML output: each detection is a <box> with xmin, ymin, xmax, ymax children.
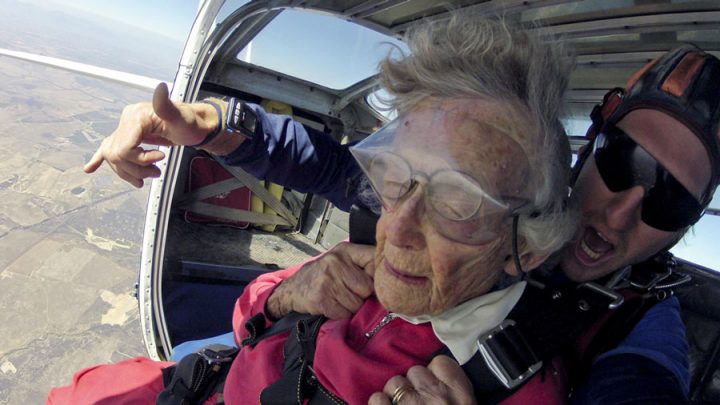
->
<box><xmin>0</xmin><ymin>47</ymin><xmax>168</xmax><ymax>91</ymax></box>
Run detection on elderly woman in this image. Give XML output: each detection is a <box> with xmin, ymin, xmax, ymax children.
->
<box><xmin>222</xmin><ymin>15</ymin><xmax>575</xmax><ymax>404</ymax></box>
<box><xmin>48</xmin><ymin>14</ymin><xmax>575</xmax><ymax>405</ymax></box>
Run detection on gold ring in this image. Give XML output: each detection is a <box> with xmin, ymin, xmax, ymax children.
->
<box><xmin>391</xmin><ymin>384</ymin><xmax>414</xmax><ymax>405</ymax></box>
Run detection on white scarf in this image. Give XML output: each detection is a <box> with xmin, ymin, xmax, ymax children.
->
<box><xmin>396</xmin><ymin>281</ymin><xmax>526</xmax><ymax>365</ymax></box>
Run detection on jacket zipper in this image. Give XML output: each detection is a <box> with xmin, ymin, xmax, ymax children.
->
<box><xmin>365</xmin><ymin>313</ymin><xmax>397</xmax><ymax>338</ymax></box>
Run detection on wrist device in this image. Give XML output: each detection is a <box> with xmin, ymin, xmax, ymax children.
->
<box><xmin>193</xmin><ymin>100</ymin><xmax>223</xmax><ymax>147</ymax></box>
<box><xmin>226</xmin><ymin>97</ymin><xmax>257</xmax><ymax>140</ymax></box>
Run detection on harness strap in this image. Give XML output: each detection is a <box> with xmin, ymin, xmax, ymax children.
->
<box><xmin>259</xmin><ymin>315</ymin><xmax>346</xmax><ymax>405</ymax></box>
<box><xmin>451</xmin><ymin>278</ymin><xmax>666</xmax><ymax>404</ymax></box>
<box><xmin>242</xmin><ymin>312</ymin><xmax>314</xmax><ymax>347</ymax></box>
<box><xmin>568</xmin><ymin>290</ymin><xmax>658</xmax><ymax>385</ymax></box>
<box><xmin>156</xmin><ymin>344</ymin><xmax>238</xmax><ymax>405</ymax></box>
<box><xmin>444</xmin><ymin>280</ymin><xmax>627</xmax><ymax>404</ymax></box>
<box><xmin>349</xmin><ymin>205</ymin><xmax>379</xmax><ymax>245</ymax></box>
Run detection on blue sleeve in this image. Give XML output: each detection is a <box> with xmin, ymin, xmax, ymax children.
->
<box><xmin>571</xmin><ymin>354</ymin><xmax>687</xmax><ymax>404</ymax></box>
<box><xmin>217</xmin><ymin>103</ymin><xmax>364</xmax><ymax>211</ymax></box>
<box><xmin>572</xmin><ymin>296</ymin><xmax>689</xmax><ymax>404</ymax></box>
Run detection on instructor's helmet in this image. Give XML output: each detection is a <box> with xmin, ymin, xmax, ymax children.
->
<box><xmin>574</xmin><ymin>45</ymin><xmax>720</xmax><ymax>215</ymax></box>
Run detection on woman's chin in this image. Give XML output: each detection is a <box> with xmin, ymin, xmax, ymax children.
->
<box><xmin>376</xmin><ymin>290</ymin><xmax>427</xmax><ymax>316</ymax></box>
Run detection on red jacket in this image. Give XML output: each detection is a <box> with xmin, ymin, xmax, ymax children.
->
<box><xmin>223</xmin><ymin>262</ymin><xmax>444</xmax><ymax>404</ymax></box>
<box><xmin>223</xmin><ymin>261</ymin><xmax>571</xmax><ymax>405</ymax></box>
<box><xmin>47</xmin><ymin>258</ymin><xmax>569</xmax><ymax>405</ymax></box>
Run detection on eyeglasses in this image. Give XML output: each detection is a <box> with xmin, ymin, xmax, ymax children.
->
<box><xmin>593</xmin><ymin>124</ymin><xmax>704</xmax><ymax>232</ymax></box>
<box><xmin>362</xmin><ymin>152</ymin><xmax>530</xmax><ymax>245</ymax></box>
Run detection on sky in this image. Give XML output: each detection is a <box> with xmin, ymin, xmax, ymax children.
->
<box><xmin>236</xmin><ymin>9</ymin><xmax>406</xmax><ymax>90</ymax></box>
<box><xmin>46</xmin><ymin>0</ymin><xmax>200</xmax><ymax>42</ymax></box>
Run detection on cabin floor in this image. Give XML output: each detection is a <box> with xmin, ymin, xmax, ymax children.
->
<box><xmin>158</xmin><ymin>213</ymin><xmax>327</xmax><ymax>347</ymax></box>
<box><xmin>165</xmin><ymin>212</ymin><xmax>325</xmax><ymax>269</ymax></box>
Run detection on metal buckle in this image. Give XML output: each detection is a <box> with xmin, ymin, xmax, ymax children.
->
<box><xmin>198</xmin><ymin>345</ymin><xmax>237</xmax><ymax>365</ymax></box>
<box><xmin>622</xmin><ymin>253</ymin><xmax>680</xmax><ymax>292</ymax></box>
<box><xmin>578</xmin><ymin>282</ymin><xmax>625</xmax><ymax>309</ymax></box>
<box><xmin>654</xmin><ymin>272</ymin><xmax>691</xmax><ymax>290</ymax></box>
<box><xmin>476</xmin><ymin>320</ymin><xmax>542</xmax><ymax>389</ymax></box>
<box><xmin>628</xmin><ymin>267</ymin><xmax>672</xmax><ymax>290</ymax></box>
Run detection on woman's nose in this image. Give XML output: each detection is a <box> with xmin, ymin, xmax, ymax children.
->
<box><xmin>384</xmin><ymin>185</ymin><xmax>427</xmax><ymax>249</ymax></box>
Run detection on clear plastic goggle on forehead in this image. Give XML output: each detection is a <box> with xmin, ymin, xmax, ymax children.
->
<box><xmin>349</xmin><ymin>112</ymin><xmax>532</xmax><ymax>245</ymax></box>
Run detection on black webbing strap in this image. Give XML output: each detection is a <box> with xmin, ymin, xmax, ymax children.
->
<box><xmin>157</xmin><ymin>344</ymin><xmax>238</xmax><ymax>405</ymax></box>
<box><xmin>446</xmin><ymin>280</ymin><xmax>629</xmax><ymax>404</ymax></box>
<box><xmin>568</xmin><ymin>291</ymin><xmax>658</xmax><ymax>386</ymax></box>
<box><xmin>259</xmin><ymin>315</ymin><xmax>345</xmax><ymax>405</ymax></box>
<box><xmin>155</xmin><ymin>311</ymin><xmax>322</xmax><ymax>405</ymax></box>
<box><xmin>244</xmin><ymin>312</ymin><xmax>344</xmax><ymax>404</ymax></box>
<box><xmin>242</xmin><ymin>312</ymin><xmax>315</xmax><ymax>347</ymax></box>
<box><xmin>348</xmin><ymin>204</ymin><xmax>379</xmax><ymax>246</ymax></box>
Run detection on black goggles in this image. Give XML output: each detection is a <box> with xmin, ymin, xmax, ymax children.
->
<box><xmin>593</xmin><ymin>124</ymin><xmax>704</xmax><ymax>232</ymax></box>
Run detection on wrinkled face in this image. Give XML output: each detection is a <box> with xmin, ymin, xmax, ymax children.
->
<box><xmin>562</xmin><ymin>109</ymin><xmax>711</xmax><ymax>282</ymax></box>
<box><xmin>372</xmin><ymin>99</ymin><xmax>535</xmax><ymax>316</ymax></box>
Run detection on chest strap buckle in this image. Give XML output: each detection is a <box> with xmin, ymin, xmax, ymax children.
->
<box><xmin>198</xmin><ymin>345</ymin><xmax>238</xmax><ymax>366</ymax></box>
<box><xmin>577</xmin><ymin>282</ymin><xmax>625</xmax><ymax>310</ymax></box>
<box><xmin>476</xmin><ymin>319</ymin><xmax>543</xmax><ymax>389</ymax></box>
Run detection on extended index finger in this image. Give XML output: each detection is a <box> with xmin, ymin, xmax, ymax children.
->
<box><xmin>83</xmin><ymin>147</ymin><xmax>105</xmax><ymax>173</ymax></box>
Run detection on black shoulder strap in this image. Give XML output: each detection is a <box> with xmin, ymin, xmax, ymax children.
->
<box><xmin>242</xmin><ymin>311</ymin><xmax>316</xmax><ymax>347</ymax></box>
<box><xmin>156</xmin><ymin>311</ymin><xmax>321</xmax><ymax>405</ymax></box>
<box><xmin>241</xmin><ymin>311</ymin><xmax>344</xmax><ymax>404</ymax></box>
<box><xmin>157</xmin><ymin>344</ymin><xmax>239</xmax><ymax>405</ymax></box>
<box><xmin>349</xmin><ymin>204</ymin><xmax>379</xmax><ymax>245</ymax></box>
<box><xmin>567</xmin><ymin>290</ymin><xmax>659</xmax><ymax>386</ymax></box>
<box><xmin>449</xmin><ymin>280</ymin><xmax>627</xmax><ymax>404</ymax></box>
<box><xmin>259</xmin><ymin>315</ymin><xmax>345</xmax><ymax>405</ymax></box>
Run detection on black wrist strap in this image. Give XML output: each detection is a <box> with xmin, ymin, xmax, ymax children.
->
<box><xmin>192</xmin><ymin>100</ymin><xmax>223</xmax><ymax>147</ymax></box>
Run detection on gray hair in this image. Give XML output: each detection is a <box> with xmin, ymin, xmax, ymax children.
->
<box><xmin>378</xmin><ymin>14</ymin><xmax>577</xmax><ymax>256</ymax></box>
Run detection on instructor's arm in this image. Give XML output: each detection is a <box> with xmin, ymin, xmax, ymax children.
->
<box><xmin>84</xmin><ymin>83</ymin><xmax>244</xmax><ymax>187</ymax></box>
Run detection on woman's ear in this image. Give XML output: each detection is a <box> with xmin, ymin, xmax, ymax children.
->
<box><xmin>502</xmin><ymin>237</ymin><xmax>548</xmax><ymax>276</ymax></box>
<box><xmin>503</xmin><ymin>252</ymin><xmax>548</xmax><ymax>276</ymax></box>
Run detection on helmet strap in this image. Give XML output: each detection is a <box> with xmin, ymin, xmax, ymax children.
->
<box><xmin>512</xmin><ymin>215</ymin><xmax>525</xmax><ymax>279</ymax></box>
<box><xmin>571</xmin><ymin>88</ymin><xmax>625</xmax><ymax>187</ymax></box>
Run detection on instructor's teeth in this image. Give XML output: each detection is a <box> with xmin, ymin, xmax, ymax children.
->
<box><xmin>581</xmin><ymin>240</ymin><xmax>601</xmax><ymax>259</ymax></box>
<box><xmin>595</xmin><ymin>230</ymin><xmax>609</xmax><ymax>243</ymax></box>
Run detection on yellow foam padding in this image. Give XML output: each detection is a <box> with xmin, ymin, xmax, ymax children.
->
<box><xmin>260</xmin><ymin>182</ymin><xmax>285</xmax><ymax>232</ymax></box>
<box><xmin>261</xmin><ymin>100</ymin><xmax>293</xmax><ymax>116</ymax></box>
<box><xmin>251</xmin><ymin>180</ymin><xmax>265</xmax><ymax>217</ymax></box>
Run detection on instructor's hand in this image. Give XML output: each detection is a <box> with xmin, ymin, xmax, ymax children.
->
<box><xmin>83</xmin><ymin>83</ymin><xmax>220</xmax><ymax>187</ymax></box>
<box><xmin>368</xmin><ymin>356</ymin><xmax>477</xmax><ymax>405</ymax></box>
<box><xmin>267</xmin><ymin>242</ymin><xmax>376</xmax><ymax>320</ymax></box>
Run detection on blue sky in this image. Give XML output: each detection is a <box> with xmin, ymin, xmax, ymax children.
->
<box><xmin>47</xmin><ymin>0</ymin><xmax>199</xmax><ymax>42</ymax></box>
<box><xmin>237</xmin><ymin>9</ymin><xmax>405</xmax><ymax>90</ymax></box>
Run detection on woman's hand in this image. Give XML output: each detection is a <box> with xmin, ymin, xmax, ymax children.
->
<box><xmin>368</xmin><ymin>356</ymin><xmax>477</xmax><ymax>405</ymax></box>
<box><xmin>266</xmin><ymin>242</ymin><xmax>376</xmax><ymax>320</ymax></box>
<box><xmin>83</xmin><ymin>83</ymin><xmax>220</xmax><ymax>187</ymax></box>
